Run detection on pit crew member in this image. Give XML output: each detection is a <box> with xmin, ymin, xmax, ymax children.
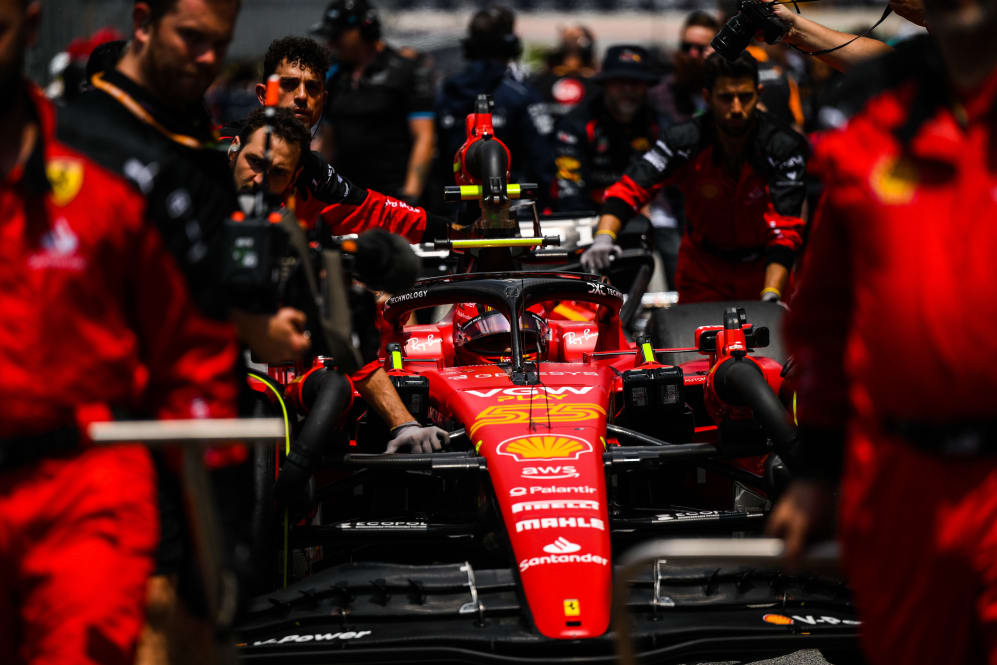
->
<box><xmin>436</xmin><ymin>5</ymin><xmax>555</xmax><ymax>207</ymax></box>
<box><xmin>230</xmin><ymin>107</ymin><xmax>447</xmax><ymax>455</ymax></box>
<box><xmin>223</xmin><ymin>35</ymin><xmax>448</xmax><ymax>243</ymax></box>
<box><xmin>553</xmin><ymin>45</ymin><xmax>661</xmax><ymax>213</ymax></box>
<box><xmin>767</xmin><ymin>2</ymin><xmax>997</xmax><ymax>663</ymax></box>
<box><xmin>316</xmin><ymin>0</ymin><xmax>436</xmax><ymax>204</ymax></box>
<box><xmin>60</xmin><ymin>1</ymin><xmax>306</xmax><ymax>662</ymax></box>
<box><xmin>64</xmin><ymin>0</ymin><xmax>309</xmax><ymax>365</ymax></box>
<box><xmin>583</xmin><ymin>52</ymin><xmax>807</xmax><ymax>304</ymax></box>
<box><xmin>0</xmin><ymin>1</ymin><xmax>238</xmax><ymax>662</ymax></box>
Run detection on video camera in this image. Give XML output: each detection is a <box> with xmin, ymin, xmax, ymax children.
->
<box><xmin>711</xmin><ymin>0</ymin><xmax>790</xmax><ymax>61</ymax></box>
<box><xmin>221</xmin><ymin>77</ymin><xmax>418</xmax><ymax>371</ymax></box>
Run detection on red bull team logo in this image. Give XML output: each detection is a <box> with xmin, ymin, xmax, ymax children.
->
<box><xmin>496</xmin><ymin>434</ymin><xmax>593</xmax><ymax>462</ymax></box>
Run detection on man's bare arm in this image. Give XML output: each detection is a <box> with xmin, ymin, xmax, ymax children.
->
<box><xmin>354</xmin><ymin>367</ymin><xmax>413</xmax><ymax>429</ymax></box>
<box><xmin>772</xmin><ymin>4</ymin><xmax>893</xmax><ymax>72</ymax></box>
<box><xmin>402</xmin><ymin>116</ymin><xmax>435</xmax><ymax>202</ymax></box>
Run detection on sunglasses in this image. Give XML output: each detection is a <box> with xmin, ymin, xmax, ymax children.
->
<box><xmin>680</xmin><ymin>41</ymin><xmax>709</xmax><ymax>55</ymax></box>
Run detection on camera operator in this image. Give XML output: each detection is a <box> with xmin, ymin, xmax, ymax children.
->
<box><xmin>583</xmin><ymin>52</ymin><xmax>806</xmax><ymax>305</ymax></box>
<box><xmin>230</xmin><ymin>108</ymin><xmax>448</xmax><ymax>456</ymax></box>
<box><xmin>63</xmin><ymin>1</ymin><xmax>309</xmax><ymax>366</ymax></box>
<box><xmin>1</xmin><ymin>1</ymin><xmax>240</xmax><ymax>662</ymax></box>
<box><xmin>720</xmin><ymin>0</ymin><xmax>927</xmax><ymax>73</ymax></box>
<box><xmin>56</xmin><ymin>1</ymin><xmax>317</xmax><ymax>662</ymax></box>
<box><xmin>223</xmin><ymin>36</ymin><xmax>449</xmax><ymax>243</ymax></box>
<box><xmin>767</xmin><ymin>1</ymin><xmax>997</xmax><ymax>663</ymax></box>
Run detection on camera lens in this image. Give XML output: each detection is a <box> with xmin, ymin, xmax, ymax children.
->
<box><xmin>711</xmin><ymin>12</ymin><xmax>754</xmax><ymax>61</ymax></box>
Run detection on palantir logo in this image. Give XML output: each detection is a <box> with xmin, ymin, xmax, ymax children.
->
<box><xmin>543</xmin><ymin>537</ymin><xmax>581</xmax><ymax>555</ymax></box>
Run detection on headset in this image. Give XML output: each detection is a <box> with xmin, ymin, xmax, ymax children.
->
<box><xmin>462</xmin><ymin>5</ymin><xmax>522</xmax><ymax>61</ymax></box>
<box><xmin>322</xmin><ymin>0</ymin><xmax>381</xmax><ymax>42</ymax></box>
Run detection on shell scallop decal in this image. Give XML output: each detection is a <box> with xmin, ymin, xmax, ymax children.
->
<box><xmin>495</xmin><ymin>434</ymin><xmax>593</xmax><ymax>461</ymax></box>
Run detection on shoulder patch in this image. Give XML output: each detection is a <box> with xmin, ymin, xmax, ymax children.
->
<box><xmin>46</xmin><ymin>159</ymin><xmax>84</xmax><ymax>207</ymax></box>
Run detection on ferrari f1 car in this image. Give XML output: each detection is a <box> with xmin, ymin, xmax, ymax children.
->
<box><xmin>234</xmin><ymin>95</ymin><xmax>859</xmax><ymax>664</ymax></box>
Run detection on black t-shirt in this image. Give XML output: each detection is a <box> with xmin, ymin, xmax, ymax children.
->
<box><xmin>324</xmin><ymin>46</ymin><xmax>435</xmax><ymax>197</ymax></box>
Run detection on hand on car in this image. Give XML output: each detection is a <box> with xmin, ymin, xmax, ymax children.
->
<box><xmin>765</xmin><ymin>479</ymin><xmax>836</xmax><ymax>568</ymax></box>
<box><xmin>386</xmin><ymin>421</ymin><xmax>448</xmax><ymax>454</ymax></box>
<box><xmin>580</xmin><ymin>234</ymin><xmax>622</xmax><ymax>272</ymax></box>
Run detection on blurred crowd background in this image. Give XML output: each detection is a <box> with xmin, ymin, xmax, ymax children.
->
<box><xmin>30</xmin><ymin>0</ymin><xmax>926</xmax><ymax>287</ymax></box>
<box><xmin>27</xmin><ymin>0</ymin><xmax>922</xmax><ymax>100</ymax></box>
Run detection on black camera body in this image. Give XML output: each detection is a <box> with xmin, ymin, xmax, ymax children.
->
<box><xmin>711</xmin><ymin>0</ymin><xmax>790</xmax><ymax>61</ymax></box>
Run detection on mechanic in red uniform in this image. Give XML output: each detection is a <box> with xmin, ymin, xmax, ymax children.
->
<box><xmin>767</xmin><ymin>2</ymin><xmax>997</xmax><ymax>662</ymax></box>
<box><xmin>220</xmin><ymin>35</ymin><xmax>449</xmax><ymax>243</ymax></box>
<box><xmin>231</xmin><ymin>107</ymin><xmax>447</xmax><ymax>455</ymax></box>
<box><xmin>582</xmin><ymin>52</ymin><xmax>807</xmax><ymax>304</ymax></box>
<box><xmin>0</xmin><ymin>1</ymin><xmax>239</xmax><ymax>662</ymax></box>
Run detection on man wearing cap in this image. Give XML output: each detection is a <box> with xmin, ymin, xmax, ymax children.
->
<box><xmin>315</xmin><ymin>0</ymin><xmax>436</xmax><ymax>206</ymax></box>
<box><xmin>552</xmin><ymin>45</ymin><xmax>660</xmax><ymax>215</ymax></box>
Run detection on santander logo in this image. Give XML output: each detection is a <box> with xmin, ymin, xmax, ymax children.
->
<box><xmin>543</xmin><ymin>537</ymin><xmax>581</xmax><ymax>555</ymax></box>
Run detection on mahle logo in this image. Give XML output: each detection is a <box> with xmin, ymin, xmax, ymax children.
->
<box><xmin>496</xmin><ymin>434</ymin><xmax>593</xmax><ymax>462</ymax></box>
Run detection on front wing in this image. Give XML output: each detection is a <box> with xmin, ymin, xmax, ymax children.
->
<box><xmin>236</xmin><ymin>561</ymin><xmax>859</xmax><ymax>664</ymax></box>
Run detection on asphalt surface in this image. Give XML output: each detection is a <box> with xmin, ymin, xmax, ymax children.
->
<box><xmin>690</xmin><ymin>650</ymin><xmax>830</xmax><ymax>665</ymax></box>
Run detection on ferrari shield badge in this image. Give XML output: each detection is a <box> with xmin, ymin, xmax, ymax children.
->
<box><xmin>869</xmin><ymin>155</ymin><xmax>918</xmax><ymax>205</ymax></box>
<box><xmin>563</xmin><ymin>599</ymin><xmax>581</xmax><ymax>617</ymax></box>
<box><xmin>46</xmin><ymin>159</ymin><xmax>84</xmax><ymax>207</ymax></box>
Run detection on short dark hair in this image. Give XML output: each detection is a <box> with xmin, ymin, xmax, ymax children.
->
<box><xmin>238</xmin><ymin>108</ymin><xmax>311</xmax><ymax>165</ymax></box>
<box><xmin>683</xmin><ymin>10</ymin><xmax>720</xmax><ymax>32</ymax></box>
<box><xmin>703</xmin><ymin>51</ymin><xmax>759</xmax><ymax>90</ymax></box>
<box><xmin>142</xmin><ymin>0</ymin><xmax>240</xmax><ymax>24</ymax></box>
<box><xmin>263</xmin><ymin>36</ymin><xmax>331</xmax><ymax>81</ymax></box>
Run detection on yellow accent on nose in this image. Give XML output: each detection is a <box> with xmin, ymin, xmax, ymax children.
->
<box><xmin>391</xmin><ymin>350</ymin><xmax>403</xmax><ymax>370</ymax></box>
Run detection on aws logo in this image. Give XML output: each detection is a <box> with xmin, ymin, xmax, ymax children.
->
<box><xmin>496</xmin><ymin>434</ymin><xmax>593</xmax><ymax>462</ymax></box>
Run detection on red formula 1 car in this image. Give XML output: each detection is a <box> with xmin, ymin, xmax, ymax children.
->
<box><xmin>234</xmin><ymin>94</ymin><xmax>858</xmax><ymax>663</ymax></box>
<box><xmin>234</xmin><ymin>237</ymin><xmax>859</xmax><ymax>664</ymax></box>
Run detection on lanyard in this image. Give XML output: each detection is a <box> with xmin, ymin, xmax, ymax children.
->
<box><xmin>90</xmin><ymin>72</ymin><xmax>205</xmax><ymax>150</ymax></box>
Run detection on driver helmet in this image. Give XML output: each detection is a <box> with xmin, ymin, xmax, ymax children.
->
<box><xmin>453</xmin><ymin>303</ymin><xmax>550</xmax><ymax>365</ymax></box>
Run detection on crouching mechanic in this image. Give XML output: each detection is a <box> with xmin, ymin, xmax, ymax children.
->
<box><xmin>231</xmin><ymin>107</ymin><xmax>446</xmax><ymax>454</ymax></box>
<box><xmin>582</xmin><ymin>53</ymin><xmax>807</xmax><ymax>304</ymax></box>
<box><xmin>223</xmin><ymin>35</ymin><xmax>449</xmax><ymax>242</ymax></box>
<box><xmin>0</xmin><ymin>0</ymin><xmax>239</xmax><ymax>662</ymax></box>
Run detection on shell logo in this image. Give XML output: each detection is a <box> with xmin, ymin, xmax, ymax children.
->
<box><xmin>496</xmin><ymin>434</ymin><xmax>593</xmax><ymax>461</ymax></box>
<box><xmin>762</xmin><ymin>614</ymin><xmax>794</xmax><ymax>626</ymax></box>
